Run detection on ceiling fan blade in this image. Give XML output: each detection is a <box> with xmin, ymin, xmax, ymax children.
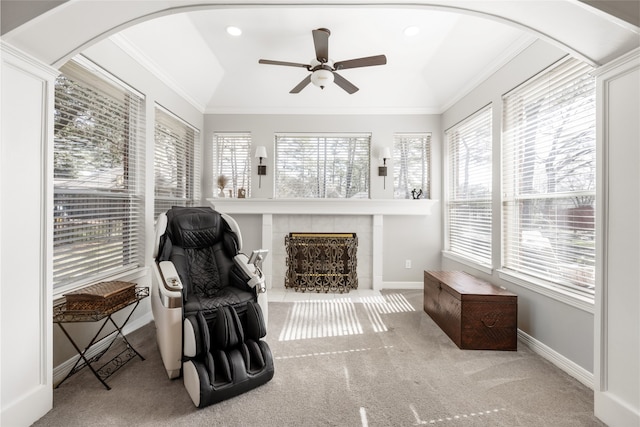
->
<box><xmin>290</xmin><ymin>75</ymin><xmax>312</xmax><ymax>93</ymax></box>
<box><xmin>333</xmin><ymin>72</ymin><xmax>359</xmax><ymax>94</ymax></box>
<box><xmin>334</xmin><ymin>55</ymin><xmax>387</xmax><ymax>70</ymax></box>
<box><xmin>312</xmin><ymin>28</ymin><xmax>330</xmax><ymax>63</ymax></box>
<box><xmin>259</xmin><ymin>59</ymin><xmax>310</xmax><ymax>69</ymax></box>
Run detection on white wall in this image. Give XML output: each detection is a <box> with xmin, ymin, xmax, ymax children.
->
<box><xmin>441</xmin><ymin>39</ymin><xmax>597</xmax><ymax>378</ymax></box>
<box><xmin>594</xmin><ymin>49</ymin><xmax>640</xmax><ymax>427</ymax></box>
<box><xmin>1</xmin><ymin>42</ymin><xmax>57</xmax><ymax>427</ymax></box>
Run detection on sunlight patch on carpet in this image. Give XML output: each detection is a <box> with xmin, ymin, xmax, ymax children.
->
<box><xmin>277</xmin><ymin>293</ymin><xmax>416</xmax><ymax>340</ymax></box>
<box><xmin>274</xmin><ymin>345</ymin><xmax>394</xmax><ymax>360</ymax></box>
<box><xmin>278</xmin><ymin>298</ymin><xmax>363</xmax><ymax>341</ymax></box>
<box><xmin>410</xmin><ymin>404</ymin><xmax>507</xmax><ymax>425</ymax></box>
<box><xmin>360</xmin><ymin>407</ymin><xmax>369</xmax><ymax>427</ymax></box>
<box><xmin>361</xmin><ymin>293</ymin><xmax>416</xmax><ymax>332</ymax></box>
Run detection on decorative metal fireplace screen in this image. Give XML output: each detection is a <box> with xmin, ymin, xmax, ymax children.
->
<box><xmin>285</xmin><ymin>232</ymin><xmax>358</xmax><ymax>293</ymax></box>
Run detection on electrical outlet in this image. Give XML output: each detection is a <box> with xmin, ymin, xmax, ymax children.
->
<box><xmin>405</xmin><ymin>259</ymin><xmax>412</xmax><ymax>269</ymax></box>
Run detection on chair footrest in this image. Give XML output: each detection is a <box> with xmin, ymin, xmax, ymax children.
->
<box><xmin>182</xmin><ymin>302</ymin><xmax>274</xmax><ymax>408</ymax></box>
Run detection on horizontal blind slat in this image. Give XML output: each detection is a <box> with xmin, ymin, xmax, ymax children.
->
<box><xmin>446</xmin><ymin>106</ymin><xmax>492</xmax><ymax>265</ymax></box>
<box><xmin>275</xmin><ymin>134</ymin><xmax>371</xmax><ymax>199</ymax></box>
<box><xmin>393</xmin><ymin>133</ymin><xmax>431</xmax><ymax>199</ymax></box>
<box><xmin>154</xmin><ymin>106</ymin><xmax>200</xmax><ymax>218</ymax></box>
<box><xmin>502</xmin><ymin>57</ymin><xmax>595</xmax><ymax>295</ymax></box>
<box><xmin>53</xmin><ymin>59</ymin><xmax>145</xmax><ymax>289</ymax></box>
<box><xmin>213</xmin><ymin>133</ymin><xmax>252</xmax><ymax>199</ymax></box>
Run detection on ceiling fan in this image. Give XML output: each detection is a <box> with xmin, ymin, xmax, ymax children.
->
<box><xmin>258</xmin><ymin>28</ymin><xmax>387</xmax><ymax>94</ymax></box>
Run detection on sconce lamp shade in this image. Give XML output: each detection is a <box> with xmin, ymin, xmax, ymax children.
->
<box><xmin>255</xmin><ymin>146</ymin><xmax>267</xmax><ymax>187</ymax></box>
<box><xmin>379</xmin><ymin>147</ymin><xmax>392</xmax><ymax>189</ymax></box>
<box><xmin>255</xmin><ymin>146</ymin><xmax>267</xmax><ymax>159</ymax></box>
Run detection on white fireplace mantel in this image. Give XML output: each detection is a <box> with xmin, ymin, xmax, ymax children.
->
<box><xmin>208</xmin><ymin>198</ymin><xmax>437</xmax><ymax>216</ymax></box>
<box><xmin>207</xmin><ymin>198</ymin><xmax>437</xmax><ymax>292</ymax></box>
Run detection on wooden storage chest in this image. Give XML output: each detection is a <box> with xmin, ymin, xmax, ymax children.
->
<box><xmin>423</xmin><ymin>271</ymin><xmax>517</xmax><ymax>351</ymax></box>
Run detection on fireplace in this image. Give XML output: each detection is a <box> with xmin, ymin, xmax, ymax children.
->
<box><xmin>285</xmin><ymin>232</ymin><xmax>358</xmax><ymax>293</ymax></box>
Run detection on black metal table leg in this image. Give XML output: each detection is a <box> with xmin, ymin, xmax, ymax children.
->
<box><xmin>53</xmin><ymin>286</ymin><xmax>149</xmax><ymax>390</ymax></box>
<box><xmin>55</xmin><ymin>321</ymin><xmax>113</xmax><ymax>390</ymax></box>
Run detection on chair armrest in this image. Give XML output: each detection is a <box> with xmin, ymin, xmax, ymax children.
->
<box><xmin>159</xmin><ymin>261</ymin><xmax>183</xmax><ymax>291</ymax></box>
<box><xmin>153</xmin><ymin>260</ymin><xmax>183</xmax><ymax>308</ymax></box>
<box><xmin>234</xmin><ymin>254</ymin><xmax>266</xmax><ymax>293</ymax></box>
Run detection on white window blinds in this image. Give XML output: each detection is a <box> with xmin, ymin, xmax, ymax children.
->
<box><xmin>393</xmin><ymin>133</ymin><xmax>431</xmax><ymax>199</ymax></box>
<box><xmin>446</xmin><ymin>106</ymin><xmax>493</xmax><ymax>265</ymax></box>
<box><xmin>275</xmin><ymin>133</ymin><xmax>370</xmax><ymax>199</ymax></box>
<box><xmin>213</xmin><ymin>133</ymin><xmax>252</xmax><ymax>198</ymax></box>
<box><xmin>154</xmin><ymin>106</ymin><xmax>200</xmax><ymax>218</ymax></box>
<box><xmin>53</xmin><ymin>58</ymin><xmax>145</xmax><ymax>290</ymax></box>
<box><xmin>502</xmin><ymin>57</ymin><xmax>596</xmax><ymax>295</ymax></box>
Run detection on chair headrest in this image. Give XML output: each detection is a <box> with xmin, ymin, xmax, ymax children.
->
<box><xmin>166</xmin><ymin>207</ymin><xmax>222</xmax><ymax>249</ymax></box>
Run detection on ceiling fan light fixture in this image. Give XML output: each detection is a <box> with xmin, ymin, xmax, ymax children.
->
<box><xmin>310</xmin><ymin>69</ymin><xmax>334</xmax><ymax>89</ymax></box>
<box><xmin>258</xmin><ymin>28</ymin><xmax>386</xmax><ymax>94</ymax></box>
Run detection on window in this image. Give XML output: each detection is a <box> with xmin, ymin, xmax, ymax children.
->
<box><xmin>393</xmin><ymin>133</ymin><xmax>431</xmax><ymax>199</ymax></box>
<box><xmin>502</xmin><ymin>57</ymin><xmax>596</xmax><ymax>296</ymax></box>
<box><xmin>154</xmin><ymin>106</ymin><xmax>200</xmax><ymax>217</ymax></box>
<box><xmin>275</xmin><ymin>133</ymin><xmax>370</xmax><ymax>198</ymax></box>
<box><xmin>445</xmin><ymin>106</ymin><xmax>493</xmax><ymax>266</ymax></box>
<box><xmin>53</xmin><ymin>58</ymin><xmax>145</xmax><ymax>290</ymax></box>
<box><xmin>213</xmin><ymin>133</ymin><xmax>251</xmax><ymax>198</ymax></box>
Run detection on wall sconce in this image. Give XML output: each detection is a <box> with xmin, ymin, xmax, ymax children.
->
<box><xmin>379</xmin><ymin>147</ymin><xmax>391</xmax><ymax>189</ymax></box>
<box><xmin>255</xmin><ymin>146</ymin><xmax>267</xmax><ymax>188</ymax></box>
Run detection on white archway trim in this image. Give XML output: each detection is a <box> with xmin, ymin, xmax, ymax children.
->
<box><xmin>3</xmin><ymin>1</ymin><xmax>638</xmax><ymax>70</ymax></box>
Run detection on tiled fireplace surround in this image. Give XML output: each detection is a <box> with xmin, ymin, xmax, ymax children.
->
<box><xmin>210</xmin><ymin>199</ymin><xmax>435</xmax><ymax>291</ymax></box>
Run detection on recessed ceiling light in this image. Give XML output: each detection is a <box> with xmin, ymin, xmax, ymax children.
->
<box><xmin>404</xmin><ymin>26</ymin><xmax>420</xmax><ymax>37</ymax></box>
<box><xmin>226</xmin><ymin>26</ymin><xmax>242</xmax><ymax>36</ymax></box>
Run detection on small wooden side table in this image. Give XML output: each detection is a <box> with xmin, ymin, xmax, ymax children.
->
<box><xmin>53</xmin><ymin>286</ymin><xmax>149</xmax><ymax>390</ymax></box>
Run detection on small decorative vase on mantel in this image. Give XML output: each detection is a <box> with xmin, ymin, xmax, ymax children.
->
<box><xmin>217</xmin><ymin>175</ymin><xmax>229</xmax><ymax>198</ymax></box>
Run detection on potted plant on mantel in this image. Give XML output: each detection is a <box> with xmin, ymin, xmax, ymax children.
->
<box><xmin>217</xmin><ymin>175</ymin><xmax>229</xmax><ymax>198</ymax></box>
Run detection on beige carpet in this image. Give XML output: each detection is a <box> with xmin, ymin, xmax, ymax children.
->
<box><xmin>34</xmin><ymin>289</ymin><xmax>604</xmax><ymax>426</ymax></box>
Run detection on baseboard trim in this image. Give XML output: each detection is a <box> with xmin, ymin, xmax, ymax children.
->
<box><xmin>595</xmin><ymin>390</ymin><xmax>640</xmax><ymax>427</ymax></box>
<box><xmin>53</xmin><ymin>312</ymin><xmax>154</xmax><ymax>386</ymax></box>
<box><xmin>381</xmin><ymin>281</ymin><xmax>423</xmax><ymax>290</ymax></box>
<box><xmin>518</xmin><ymin>329</ymin><xmax>594</xmax><ymax>389</ymax></box>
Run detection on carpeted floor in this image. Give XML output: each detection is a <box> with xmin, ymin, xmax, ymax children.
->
<box><xmin>34</xmin><ymin>289</ymin><xmax>605</xmax><ymax>426</ymax></box>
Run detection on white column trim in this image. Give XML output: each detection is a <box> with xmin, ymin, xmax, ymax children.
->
<box><xmin>262</xmin><ymin>214</ymin><xmax>273</xmax><ymax>289</ymax></box>
<box><xmin>372</xmin><ymin>215</ymin><xmax>383</xmax><ymax>290</ymax></box>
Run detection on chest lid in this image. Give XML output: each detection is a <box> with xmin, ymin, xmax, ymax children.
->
<box><xmin>426</xmin><ymin>271</ymin><xmax>516</xmax><ymax>303</ymax></box>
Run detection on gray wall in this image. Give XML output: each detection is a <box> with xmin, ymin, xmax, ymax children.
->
<box><xmin>203</xmin><ymin>113</ymin><xmax>443</xmax><ymax>285</ymax></box>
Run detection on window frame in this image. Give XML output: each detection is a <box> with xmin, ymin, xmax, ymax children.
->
<box><xmin>392</xmin><ymin>133</ymin><xmax>432</xmax><ymax>199</ymax></box>
<box><xmin>53</xmin><ymin>57</ymin><xmax>145</xmax><ymax>293</ymax></box>
<box><xmin>213</xmin><ymin>132</ymin><xmax>252</xmax><ymax>198</ymax></box>
<box><xmin>444</xmin><ymin>105</ymin><xmax>493</xmax><ymax>268</ymax></box>
<box><xmin>274</xmin><ymin>133</ymin><xmax>371</xmax><ymax>199</ymax></box>
<box><xmin>501</xmin><ymin>56</ymin><xmax>596</xmax><ymax>299</ymax></box>
<box><xmin>154</xmin><ymin>105</ymin><xmax>200</xmax><ymax>218</ymax></box>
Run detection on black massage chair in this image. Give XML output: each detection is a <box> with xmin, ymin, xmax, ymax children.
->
<box><xmin>151</xmin><ymin>206</ymin><xmax>274</xmax><ymax>407</ymax></box>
